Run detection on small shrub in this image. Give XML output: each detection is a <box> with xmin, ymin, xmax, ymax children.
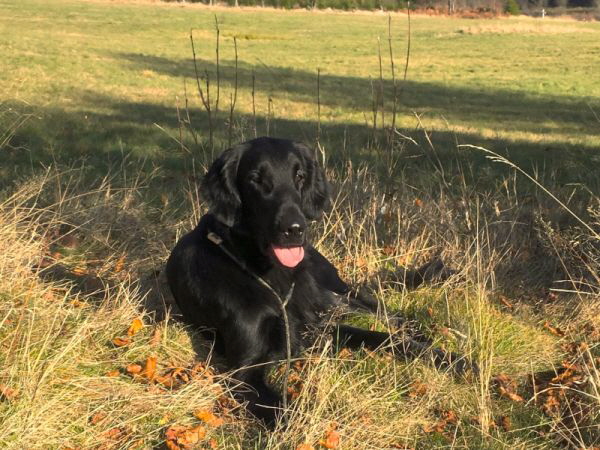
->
<box><xmin>505</xmin><ymin>0</ymin><xmax>522</xmax><ymax>14</ymax></box>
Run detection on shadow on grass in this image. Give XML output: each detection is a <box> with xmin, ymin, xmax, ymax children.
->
<box><xmin>2</xmin><ymin>89</ymin><xmax>598</xmax><ymax>194</ymax></box>
<box><xmin>115</xmin><ymin>52</ymin><xmax>600</xmax><ymax>139</ymax></box>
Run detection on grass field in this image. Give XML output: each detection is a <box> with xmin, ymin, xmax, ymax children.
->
<box><xmin>1</xmin><ymin>0</ymin><xmax>599</xmax><ymax>448</ymax></box>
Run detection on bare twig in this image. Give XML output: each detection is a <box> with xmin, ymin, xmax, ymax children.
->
<box><xmin>183</xmin><ymin>78</ymin><xmax>199</xmax><ymax>149</ymax></box>
<box><xmin>316</xmin><ymin>68</ymin><xmax>321</xmax><ymax>145</ymax></box>
<box><xmin>267</xmin><ymin>96</ymin><xmax>273</xmax><ymax>136</ymax></box>
<box><xmin>214</xmin><ymin>15</ymin><xmax>221</xmax><ymax>117</ymax></box>
<box><xmin>228</xmin><ymin>36</ymin><xmax>239</xmax><ymax>147</ymax></box>
<box><xmin>377</xmin><ymin>36</ymin><xmax>385</xmax><ymax>132</ymax></box>
<box><xmin>396</xmin><ymin>5</ymin><xmax>411</xmax><ymax>105</ymax></box>
<box><xmin>388</xmin><ymin>15</ymin><xmax>397</xmax><ymax>144</ymax></box>
<box><xmin>190</xmin><ymin>29</ymin><xmax>213</xmax><ymax>152</ymax></box>
<box><xmin>252</xmin><ymin>70</ymin><xmax>257</xmax><ymax>138</ymax></box>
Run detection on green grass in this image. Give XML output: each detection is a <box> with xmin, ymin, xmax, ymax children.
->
<box><xmin>1</xmin><ymin>0</ymin><xmax>600</xmax><ymax>184</ymax></box>
<box><xmin>1</xmin><ymin>1</ymin><xmax>599</xmax><ymax>449</ymax></box>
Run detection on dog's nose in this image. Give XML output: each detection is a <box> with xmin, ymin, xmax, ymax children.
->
<box><xmin>284</xmin><ymin>223</ymin><xmax>304</xmax><ymax>239</ymax></box>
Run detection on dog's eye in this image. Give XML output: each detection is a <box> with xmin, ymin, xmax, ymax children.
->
<box><xmin>248</xmin><ymin>171</ymin><xmax>261</xmax><ymax>184</ymax></box>
<box><xmin>295</xmin><ymin>170</ymin><xmax>305</xmax><ymax>187</ymax></box>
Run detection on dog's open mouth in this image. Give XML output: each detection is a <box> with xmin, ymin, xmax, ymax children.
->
<box><xmin>271</xmin><ymin>245</ymin><xmax>305</xmax><ymax>268</ymax></box>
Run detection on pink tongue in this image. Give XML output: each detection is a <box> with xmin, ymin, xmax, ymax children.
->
<box><xmin>272</xmin><ymin>246</ymin><xmax>305</xmax><ymax>268</ymax></box>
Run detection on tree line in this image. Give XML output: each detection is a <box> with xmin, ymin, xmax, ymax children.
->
<box><xmin>167</xmin><ymin>0</ymin><xmax>598</xmax><ymax>14</ymax></box>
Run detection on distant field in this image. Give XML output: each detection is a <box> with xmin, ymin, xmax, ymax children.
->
<box><xmin>1</xmin><ymin>0</ymin><xmax>599</xmax><ymax>180</ymax></box>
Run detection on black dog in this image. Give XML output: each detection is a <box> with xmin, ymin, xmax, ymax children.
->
<box><xmin>167</xmin><ymin>137</ymin><xmax>474</xmax><ymax>425</ymax></box>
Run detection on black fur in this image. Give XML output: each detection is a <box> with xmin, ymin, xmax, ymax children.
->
<box><xmin>166</xmin><ymin>137</ymin><xmax>475</xmax><ymax>425</ymax></box>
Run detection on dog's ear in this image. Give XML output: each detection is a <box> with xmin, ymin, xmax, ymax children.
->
<box><xmin>295</xmin><ymin>143</ymin><xmax>330</xmax><ymax>220</ymax></box>
<box><xmin>201</xmin><ymin>144</ymin><xmax>247</xmax><ymax>226</ymax></box>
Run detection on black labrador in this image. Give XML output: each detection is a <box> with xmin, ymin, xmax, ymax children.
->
<box><xmin>166</xmin><ymin>137</ymin><xmax>475</xmax><ymax>425</ymax></box>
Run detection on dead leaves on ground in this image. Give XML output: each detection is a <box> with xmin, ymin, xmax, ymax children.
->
<box><xmin>492</xmin><ymin>373</ymin><xmax>524</xmax><ymax>403</ymax></box>
<box><xmin>111</xmin><ymin>317</ymin><xmax>145</xmax><ymax>347</ymax></box>
<box><xmin>425</xmin><ymin>409</ymin><xmax>515</xmax><ymax>439</ymax></box>
<box><xmin>112</xmin><ymin>337</ymin><xmax>131</xmax><ymax>348</ymax></box>
<box><xmin>113</xmin><ymin>356</ymin><xmax>217</xmax><ymax>393</ymax></box>
<box><xmin>165</xmin><ymin>425</ymin><xmax>207</xmax><ymax>450</ymax></box>
<box><xmin>423</xmin><ymin>409</ymin><xmax>458</xmax><ymax>435</ymax></box>
<box><xmin>127</xmin><ymin>318</ymin><xmax>143</xmax><ymax>336</ymax></box>
<box><xmin>408</xmin><ymin>380</ymin><xmax>428</xmax><ymax>399</ymax></box>
<box><xmin>163</xmin><ymin>407</ymin><xmax>227</xmax><ymax>449</ymax></box>
<box><xmin>543</xmin><ymin>321</ymin><xmax>565</xmax><ymax>337</ymax></box>
<box><xmin>0</xmin><ymin>384</ymin><xmax>19</xmax><ymax>402</ymax></box>
<box><xmin>99</xmin><ymin>356</ymin><xmax>228</xmax><ymax>450</ymax></box>
<box><xmin>194</xmin><ymin>409</ymin><xmax>225</xmax><ymax>428</ymax></box>
<box><xmin>318</xmin><ymin>423</ymin><xmax>341</xmax><ymax>449</ymax></box>
<box><xmin>531</xmin><ymin>354</ymin><xmax>592</xmax><ymax>421</ymax></box>
<box><xmin>294</xmin><ymin>423</ymin><xmax>340</xmax><ymax>449</ymax></box>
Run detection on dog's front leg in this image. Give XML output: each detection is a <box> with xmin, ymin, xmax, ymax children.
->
<box><xmin>232</xmin><ymin>365</ymin><xmax>282</xmax><ymax>426</ymax></box>
<box><xmin>224</xmin><ymin>323</ymin><xmax>284</xmax><ymax>427</ymax></box>
<box><xmin>332</xmin><ymin>324</ymin><xmax>478</xmax><ymax>376</ymax></box>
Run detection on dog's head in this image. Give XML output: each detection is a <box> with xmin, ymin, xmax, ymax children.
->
<box><xmin>202</xmin><ymin>137</ymin><xmax>329</xmax><ymax>268</ymax></box>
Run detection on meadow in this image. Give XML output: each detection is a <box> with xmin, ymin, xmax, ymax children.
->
<box><xmin>0</xmin><ymin>0</ymin><xmax>599</xmax><ymax>448</ymax></box>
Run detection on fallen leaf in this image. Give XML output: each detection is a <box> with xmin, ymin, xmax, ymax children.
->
<box><xmin>542</xmin><ymin>392</ymin><xmax>561</xmax><ymax>416</ymax></box>
<box><xmin>155</xmin><ymin>374</ymin><xmax>178</xmax><ymax>389</ymax></box>
<box><xmin>140</xmin><ymin>356</ymin><xmax>157</xmax><ymax>380</ymax></box>
<box><xmin>106</xmin><ymin>369</ymin><xmax>121</xmax><ymax>377</ymax></box>
<box><xmin>115</xmin><ymin>256</ymin><xmax>126</xmax><ymax>273</ymax></box>
<box><xmin>71</xmin><ymin>299</ymin><xmax>86</xmax><ymax>308</ymax></box>
<box><xmin>171</xmin><ymin>367</ymin><xmax>191</xmax><ymax>383</ymax></box>
<box><xmin>414</xmin><ymin>198</ymin><xmax>424</xmax><ymax>208</ymax></box>
<box><xmin>442</xmin><ymin>410</ymin><xmax>458</xmax><ymax>424</ymax></box>
<box><xmin>287</xmin><ymin>384</ymin><xmax>302</xmax><ymax>400</ymax></box>
<box><xmin>408</xmin><ymin>381</ymin><xmax>428</xmax><ymax>398</ymax></box>
<box><xmin>126</xmin><ymin>364</ymin><xmax>143</xmax><ymax>375</ymax></box>
<box><xmin>0</xmin><ymin>384</ymin><xmax>19</xmax><ymax>402</ymax></box>
<box><xmin>423</xmin><ymin>422</ymin><xmax>446</xmax><ymax>434</ymax></box>
<box><xmin>337</xmin><ymin>348</ymin><xmax>352</xmax><ymax>359</ymax></box>
<box><xmin>89</xmin><ymin>411</ymin><xmax>107</xmax><ymax>425</ymax></box>
<box><xmin>493</xmin><ymin>373</ymin><xmax>523</xmax><ymax>403</ymax></box>
<box><xmin>191</xmin><ymin>363</ymin><xmax>215</xmax><ymax>382</ymax></box>
<box><xmin>112</xmin><ymin>337</ymin><xmax>131</xmax><ymax>347</ymax></box>
<box><xmin>158</xmin><ymin>414</ymin><xmax>172</xmax><ymax>425</ymax></box>
<box><xmin>71</xmin><ymin>267</ymin><xmax>88</xmax><ymax>276</ymax></box>
<box><xmin>497</xmin><ymin>415</ymin><xmax>511</xmax><ymax>432</ymax></box>
<box><xmin>561</xmin><ymin>360</ymin><xmax>580</xmax><ymax>371</ymax></box>
<box><xmin>499</xmin><ymin>296</ymin><xmax>513</xmax><ymax>309</ymax></box>
<box><xmin>104</xmin><ymin>427</ymin><xmax>125</xmax><ymax>440</ymax></box>
<box><xmin>165</xmin><ymin>424</ymin><xmax>206</xmax><ymax>449</ymax></box>
<box><xmin>438</xmin><ymin>326</ymin><xmax>450</xmax><ymax>337</ymax></box>
<box><xmin>208</xmin><ymin>438</ymin><xmax>218</xmax><ymax>449</ymax></box>
<box><xmin>498</xmin><ymin>385</ymin><xmax>524</xmax><ymax>403</ymax></box>
<box><xmin>319</xmin><ymin>429</ymin><xmax>340</xmax><ymax>449</ymax></box>
<box><xmin>543</xmin><ymin>321</ymin><xmax>565</xmax><ymax>337</ymax></box>
<box><xmin>382</xmin><ymin>246</ymin><xmax>396</xmax><ymax>256</ymax></box>
<box><xmin>194</xmin><ymin>409</ymin><xmax>224</xmax><ymax>427</ymax></box>
<box><xmin>424</xmin><ymin>410</ymin><xmax>459</xmax><ymax>434</ymax></box>
<box><xmin>551</xmin><ymin>369</ymin><xmax>575</xmax><ymax>384</ymax></box>
<box><xmin>127</xmin><ymin>318</ymin><xmax>144</xmax><ymax>336</ymax></box>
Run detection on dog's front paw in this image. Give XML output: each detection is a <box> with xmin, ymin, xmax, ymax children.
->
<box><xmin>430</xmin><ymin>348</ymin><xmax>479</xmax><ymax>377</ymax></box>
